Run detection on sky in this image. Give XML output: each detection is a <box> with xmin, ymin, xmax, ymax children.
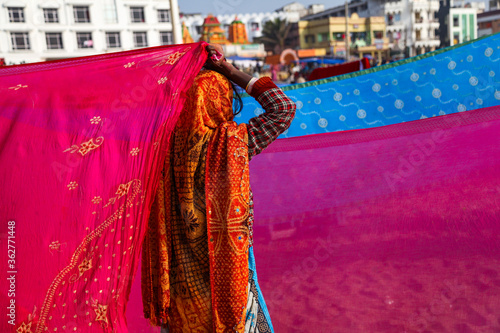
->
<box><xmin>178</xmin><ymin>0</ymin><xmax>345</xmax><ymax>15</ymax></box>
<box><xmin>179</xmin><ymin>0</ymin><xmax>489</xmax><ymax>15</ymax></box>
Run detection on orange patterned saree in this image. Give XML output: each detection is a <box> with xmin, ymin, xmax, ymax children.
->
<box><xmin>142</xmin><ymin>70</ymin><xmax>251</xmax><ymax>332</ymax></box>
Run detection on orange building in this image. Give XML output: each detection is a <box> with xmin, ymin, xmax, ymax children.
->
<box><xmin>199</xmin><ymin>14</ymin><xmax>228</xmax><ymax>44</ymax></box>
<box><xmin>228</xmin><ymin>17</ymin><xmax>249</xmax><ymax>44</ymax></box>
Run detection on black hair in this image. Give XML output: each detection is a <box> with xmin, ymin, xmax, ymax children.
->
<box><xmin>231</xmin><ymin>81</ymin><xmax>243</xmax><ymax>116</ymax></box>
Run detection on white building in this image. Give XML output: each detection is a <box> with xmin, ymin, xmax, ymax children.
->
<box><xmin>437</xmin><ymin>0</ymin><xmax>478</xmax><ymax>47</ymax></box>
<box><xmin>275</xmin><ymin>1</ymin><xmax>325</xmax><ymax>17</ymax></box>
<box><xmin>302</xmin><ymin>0</ymin><xmax>441</xmax><ymax>57</ymax></box>
<box><xmin>448</xmin><ymin>7</ymin><xmax>477</xmax><ymax>44</ymax></box>
<box><xmin>383</xmin><ymin>0</ymin><xmax>441</xmax><ymax>56</ymax></box>
<box><xmin>0</xmin><ymin>0</ymin><xmax>180</xmax><ymax>65</ymax></box>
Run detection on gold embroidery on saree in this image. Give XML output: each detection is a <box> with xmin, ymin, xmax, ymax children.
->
<box><xmin>153</xmin><ymin>47</ymin><xmax>191</xmax><ymax>68</ymax></box>
<box><xmin>130</xmin><ymin>147</ymin><xmax>141</xmax><ymax>156</ymax></box>
<box><xmin>64</xmin><ymin>137</ymin><xmax>104</xmax><ymax>156</ymax></box>
<box><xmin>158</xmin><ymin>77</ymin><xmax>168</xmax><ymax>85</ymax></box>
<box><xmin>90</xmin><ymin>116</ymin><xmax>101</xmax><ymax>124</ymax></box>
<box><xmin>31</xmin><ymin>180</ymin><xmax>142</xmax><ymax>333</ymax></box>
<box><xmin>9</xmin><ymin>84</ymin><xmax>28</xmax><ymax>90</ymax></box>
<box><xmin>48</xmin><ymin>241</ymin><xmax>67</xmax><ymax>255</ymax></box>
<box><xmin>16</xmin><ymin>306</ymin><xmax>36</xmax><ymax>333</ymax></box>
<box><xmin>91</xmin><ymin>299</ymin><xmax>109</xmax><ymax>328</ymax></box>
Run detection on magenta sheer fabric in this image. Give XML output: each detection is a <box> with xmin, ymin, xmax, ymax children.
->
<box><xmin>0</xmin><ymin>43</ymin><xmax>207</xmax><ymax>332</ymax></box>
<box><xmin>249</xmin><ymin>106</ymin><xmax>500</xmax><ymax>332</ymax></box>
<box><xmin>124</xmin><ymin>106</ymin><xmax>500</xmax><ymax>332</ymax></box>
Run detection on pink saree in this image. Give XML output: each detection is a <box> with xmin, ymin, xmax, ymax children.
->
<box><xmin>0</xmin><ymin>43</ymin><xmax>207</xmax><ymax>332</ymax></box>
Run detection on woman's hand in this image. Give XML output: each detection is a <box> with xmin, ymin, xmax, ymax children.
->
<box><xmin>205</xmin><ymin>44</ymin><xmax>224</xmax><ymax>66</ymax></box>
<box><xmin>204</xmin><ymin>43</ymin><xmax>253</xmax><ymax>90</ymax></box>
<box><xmin>204</xmin><ymin>44</ymin><xmax>233</xmax><ymax>77</ymax></box>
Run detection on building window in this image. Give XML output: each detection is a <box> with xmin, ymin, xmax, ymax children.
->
<box><xmin>387</xmin><ymin>14</ymin><xmax>394</xmax><ymax>25</ymax></box>
<box><xmin>46</xmin><ymin>32</ymin><xmax>63</xmax><ymax>49</ymax></box>
<box><xmin>453</xmin><ymin>15</ymin><xmax>459</xmax><ymax>27</ymax></box>
<box><xmin>43</xmin><ymin>8</ymin><xmax>59</xmax><ymax>23</ymax></box>
<box><xmin>317</xmin><ymin>33</ymin><xmax>328</xmax><ymax>42</ymax></box>
<box><xmin>374</xmin><ymin>31</ymin><xmax>384</xmax><ymax>39</ymax></box>
<box><xmin>453</xmin><ymin>32</ymin><xmax>460</xmax><ymax>45</ymax></box>
<box><xmin>131</xmin><ymin>7</ymin><xmax>145</xmax><ymax>23</ymax></box>
<box><xmin>158</xmin><ymin>9</ymin><xmax>170</xmax><ymax>23</ymax></box>
<box><xmin>74</xmin><ymin>6</ymin><xmax>90</xmax><ymax>23</ymax></box>
<box><xmin>332</xmin><ymin>32</ymin><xmax>344</xmax><ymax>41</ymax></box>
<box><xmin>11</xmin><ymin>32</ymin><xmax>30</xmax><ymax>50</ymax></box>
<box><xmin>133</xmin><ymin>32</ymin><xmax>148</xmax><ymax>47</ymax></box>
<box><xmin>8</xmin><ymin>7</ymin><xmax>25</xmax><ymax>23</ymax></box>
<box><xmin>251</xmin><ymin>22</ymin><xmax>259</xmax><ymax>31</ymax></box>
<box><xmin>351</xmin><ymin>31</ymin><xmax>367</xmax><ymax>41</ymax></box>
<box><xmin>76</xmin><ymin>32</ymin><xmax>93</xmax><ymax>48</ymax></box>
<box><xmin>305</xmin><ymin>34</ymin><xmax>315</xmax><ymax>44</ymax></box>
<box><xmin>415</xmin><ymin>12</ymin><xmax>423</xmax><ymax>23</ymax></box>
<box><xmin>195</xmin><ymin>25</ymin><xmax>202</xmax><ymax>34</ymax></box>
<box><xmin>160</xmin><ymin>31</ymin><xmax>173</xmax><ymax>45</ymax></box>
<box><xmin>106</xmin><ymin>32</ymin><xmax>121</xmax><ymax>48</ymax></box>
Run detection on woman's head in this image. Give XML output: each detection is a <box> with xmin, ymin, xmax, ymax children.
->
<box><xmin>177</xmin><ymin>70</ymin><xmax>234</xmax><ymax>133</ymax></box>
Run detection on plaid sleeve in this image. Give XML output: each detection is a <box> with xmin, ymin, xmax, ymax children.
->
<box><xmin>247</xmin><ymin>87</ymin><xmax>296</xmax><ymax>159</ymax></box>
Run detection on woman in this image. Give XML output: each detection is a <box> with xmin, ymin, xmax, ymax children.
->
<box><xmin>141</xmin><ymin>44</ymin><xmax>296</xmax><ymax>333</ymax></box>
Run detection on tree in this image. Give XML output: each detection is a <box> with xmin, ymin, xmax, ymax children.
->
<box><xmin>258</xmin><ymin>18</ymin><xmax>291</xmax><ymax>54</ymax></box>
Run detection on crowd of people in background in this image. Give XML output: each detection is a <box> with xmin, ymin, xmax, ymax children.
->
<box><xmin>232</xmin><ymin>56</ymin><xmax>393</xmax><ymax>85</ymax></box>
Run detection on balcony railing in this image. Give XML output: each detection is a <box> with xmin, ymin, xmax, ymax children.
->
<box><xmin>416</xmin><ymin>36</ymin><xmax>440</xmax><ymax>41</ymax></box>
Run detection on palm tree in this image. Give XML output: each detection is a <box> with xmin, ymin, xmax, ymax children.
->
<box><xmin>258</xmin><ymin>18</ymin><xmax>291</xmax><ymax>54</ymax></box>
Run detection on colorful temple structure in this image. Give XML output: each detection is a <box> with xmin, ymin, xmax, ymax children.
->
<box><xmin>199</xmin><ymin>14</ymin><xmax>228</xmax><ymax>44</ymax></box>
<box><xmin>184</xmin><ymin>14</ymin><xmax>265</xmax><ymax>57</ymax></box>
<box><xmin>182</xmin><ymin>22</ymin><xmax>194</xmax><ymax>44</ymax></box>
<box><xmin>228</xmin><ymin>17</ymin><xmax>249</xmax><ymax>44</ymax></box>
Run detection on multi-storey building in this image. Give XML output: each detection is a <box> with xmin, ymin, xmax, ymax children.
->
<box><xmin>299</xmin><ymin>13</ymin><xmax>390</xmax><ymax>60</ymax></box>
<box><xmin>438</xmin><ymin>0</ymin><xmax>478</xmax><ymax>47</ymax></box>
<box><xmin>301</xmin><ymin>0</ymin><xmax>440</xmax><ymax>58</ymax></box>
<box><xmin>478</xmin><ymin>9</ymin><xmax>500</xmax><ymax>37</ymax></box>
<box><xmin>0</xmin><ymin>0</ymin><xmax>180</xmax><ymax>65</ymax></box>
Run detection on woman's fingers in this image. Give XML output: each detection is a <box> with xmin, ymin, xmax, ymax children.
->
<box><xmin>206</xmin><ymin>44</ymin><xmax>224</xmax><ymax>66</ymax></box>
